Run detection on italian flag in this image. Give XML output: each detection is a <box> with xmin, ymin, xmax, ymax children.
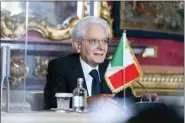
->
<box><xmin>105</xmin><ymin>31</ymin><xmax>142</xmax><ymax>93</ymax></box>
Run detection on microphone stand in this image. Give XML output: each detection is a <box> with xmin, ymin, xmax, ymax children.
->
<box><xmin>127</xmin><ymin>81</ymin><xmax>166</xmax><ymax>115</ymax></box>
<box><xmin>136</xmin><ymin>81</ymin><xmax>152</xmax><ymax>102</ymax></box>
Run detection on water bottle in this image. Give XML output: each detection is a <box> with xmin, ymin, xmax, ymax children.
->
<box><xmin>72</xmin><ymin>78</ymin><xmax>87</xmax><ymax>112</ymax></box>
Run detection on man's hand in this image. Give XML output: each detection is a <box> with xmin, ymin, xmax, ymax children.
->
<box><xmin>87</xmin><ymin>94</ymin><xmax>120</xmax><ymax>111</ymax></box>
<box><xmin>142</xmin><ymin>93</ymin><xmax>159</xmax><ymax>102</ymax></box>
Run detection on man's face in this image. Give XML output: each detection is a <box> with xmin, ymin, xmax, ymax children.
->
<box><xmin>75</xmin><ymin>24</ymin><xmax>108</xmax><ymax>67</ymax></box>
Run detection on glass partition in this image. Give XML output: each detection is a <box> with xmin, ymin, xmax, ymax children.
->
<box><xmin>1</xmin><ymin>1</ymin><xmax>86</xmax><ymax>112</ymax></box>
<box><xmin>1</xmin><ymin>1</ymin><xmax>28</xmax><ymax>112</ymax></box>
<box><xmin>25</xmin><ymin>1</ymin><xmax>81</xmax><ymax>90</ymax></box>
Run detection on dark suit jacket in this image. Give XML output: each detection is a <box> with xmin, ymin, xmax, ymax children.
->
<box><xmin>44</xmin><ymin>53</ymin><xmax>140</xmax><ymax>109</ymax></box>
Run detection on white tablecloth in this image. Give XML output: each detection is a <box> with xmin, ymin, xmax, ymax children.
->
<box><xmin>1</xmin><ymin>111</ymin><xmax>126</xmax><ymax>123</ymax></box>
<box><xmin>2</xmin><ymin>111</ymin><xmax>91</xmax><ymax>123</ymax></box>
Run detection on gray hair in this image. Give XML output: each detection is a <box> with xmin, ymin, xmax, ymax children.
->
<box><xmin>71</xmin><ymin>16</ymin><xmax>110</xmax><ymax>50</ymax></box>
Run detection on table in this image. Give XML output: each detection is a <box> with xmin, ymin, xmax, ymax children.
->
<box><xmin>1</xmin><ymin>111</ymin><xmax>126</xmax><ymax>123</ymax></box>
<box><xmin>2</xmin><ymin>111</ymin><xmax>90</xmax><ymax>123</ymax></box>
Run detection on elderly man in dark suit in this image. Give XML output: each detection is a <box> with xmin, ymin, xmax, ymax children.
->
<box><xmin>44</xmin><ymin>16</ymin><xmax>159</xmax><ymax>110</ymax></box>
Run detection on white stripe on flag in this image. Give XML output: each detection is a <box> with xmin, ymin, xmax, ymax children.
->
<box><xmin>106</xmin><ymin>48</ymin><xmax>134</xmax><ymax>77</ymax></box>
<box><xmin>106</xmin><ymin>64</ymin><xmax>122</xmax><ymax>76</ymax></box>
<box><xmin>124</xmin><ymin>48</ymin><xmax>134</xmax><ymax>67</ymax></box>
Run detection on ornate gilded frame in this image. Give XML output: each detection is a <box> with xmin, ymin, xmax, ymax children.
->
<box><xmin>131</xmin><ymin>65</ymin><xmax>184</xmax><ymax>96</ymax></box>
<box><xmin>1</xmin><ymin>1</ymin><xmax>88</xmax><ymax>40</ymax></box>
<box><xmin>94</xmin><ymin>1</ymin><xmax>114</xmax><ymax>38</ymax></box>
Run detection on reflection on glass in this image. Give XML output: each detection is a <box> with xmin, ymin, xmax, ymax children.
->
<box><xmin>1</xmin><ymin>2</ymin><xmax>23</xmax><ymax>16</ymax></box>
<box><xmin>1</xmin><ymin>1</ymin><xmax>78</xmax><ymax>28</ymax></box>
<box><xmin>1</xmin><ymin>1</ymin><xmax>28</xmax><ymax>112</ymax></box>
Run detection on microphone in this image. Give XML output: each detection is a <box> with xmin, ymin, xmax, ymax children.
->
<box><xmin>136</xmin><ymin>81</ymin><xmax>152</xmax><ymax>102</ymax></box>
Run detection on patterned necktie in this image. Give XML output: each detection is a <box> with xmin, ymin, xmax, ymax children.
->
<box><xmin>89</xmin><ymin>69</ymin><xmax>101</xmax><ymax>96</ymax></box>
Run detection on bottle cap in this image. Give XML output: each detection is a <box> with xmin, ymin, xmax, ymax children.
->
<box><xmin>77</xmin><ymin>78</ymin><xmax>83</xmax><ymax>82</ymax></box>
<box><xmin>77</xmin><ymin>78</ymin><xmax>83</xmax><ymax>85</ymax></box>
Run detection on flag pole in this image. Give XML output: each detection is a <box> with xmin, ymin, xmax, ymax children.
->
<box><xmin>123</xmin><ymin>30</ymin><xmax>126</xmax><ymax>108</ymax></box>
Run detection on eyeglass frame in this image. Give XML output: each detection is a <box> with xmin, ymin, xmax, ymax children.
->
<box><xmin>78</xmin><ymin>38</ymin><xmax>110</xmax><ymax>45</ymax></box>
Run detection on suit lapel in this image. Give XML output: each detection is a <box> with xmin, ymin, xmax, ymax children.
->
<box><xmin>68</xmin><ymin>54</ymin><xmax>88</xmax><ymax>94</ymax></box>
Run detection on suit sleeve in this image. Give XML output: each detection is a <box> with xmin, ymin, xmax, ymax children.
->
<box><xmin>44</xmin><ymin>59</ymin><xmax>67</xmax><ymax>109</ymax></box>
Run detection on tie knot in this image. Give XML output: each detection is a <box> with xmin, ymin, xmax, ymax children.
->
<box><xmin>89</xmin><ymin>69</ymin><xmax>99</xmax><ymax>79</ymax></box>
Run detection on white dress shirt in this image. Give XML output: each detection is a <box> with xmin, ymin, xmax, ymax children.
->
<box><xmin>79</xmin><ymin>56</ymin><xmax>101</xmax><ymax>96</ymax></box>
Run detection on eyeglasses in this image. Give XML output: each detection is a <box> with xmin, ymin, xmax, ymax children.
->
<box><xmin>80</xmin><ymin>38</ymin><xmax>110</xmax><ymax>45</ymax></box>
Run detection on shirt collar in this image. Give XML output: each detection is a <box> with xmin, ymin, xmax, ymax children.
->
<box><xmin>79</xmin><ymin>56</ymin><xmax>99</xmax><ymax>79</ymax></box>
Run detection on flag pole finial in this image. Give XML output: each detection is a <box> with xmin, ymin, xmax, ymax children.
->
<box><xmin>123</xmin><ymin>30</ymin><xmax>126</xmax><ymax>34</ymax></box>
<box><xmin>123</xmin><ymin>30</ymin><xmax>126</xmax><ymax>37</ymax></box>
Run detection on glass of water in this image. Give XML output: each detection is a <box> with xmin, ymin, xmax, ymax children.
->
<box><xmin>55</xmin><ymin>93</ymin><xmax>73</xmax><ymax>111</ymax></box>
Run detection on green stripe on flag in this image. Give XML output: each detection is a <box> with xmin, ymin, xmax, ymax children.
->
<box><xmin>111</xmin><ymin>37</ymin><xmax>124</xmax><ymax>67</ymax></box>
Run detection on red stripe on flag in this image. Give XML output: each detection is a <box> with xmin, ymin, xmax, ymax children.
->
<box><xmin>108</xmin><ymin>63</ymin><xmax>140</xmax><ymax>89</ymax></box>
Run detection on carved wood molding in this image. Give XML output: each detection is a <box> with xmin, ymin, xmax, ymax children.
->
<box><xmin>131</xmin><ymin>65</ymin><xmax>184</xmax><ymax>96</ymax></box>
<box><xmin>98</xmin><ymin>2</ymin><xmax>114</xmax><ymax>38</ymax></box>
<box><xmin>10</xmin><ymin>53</ymin><xmax>29</xmax><ymax>88</ymax></box>
<box><xmin>34</xmin><ymin>56</ymin><xmax>49</xmax><ymax>77</ymax></box>
<box><xmin>1</xmin><ymin>11</ymin><xmax>79</xmax><ymax>40</ymax></box>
